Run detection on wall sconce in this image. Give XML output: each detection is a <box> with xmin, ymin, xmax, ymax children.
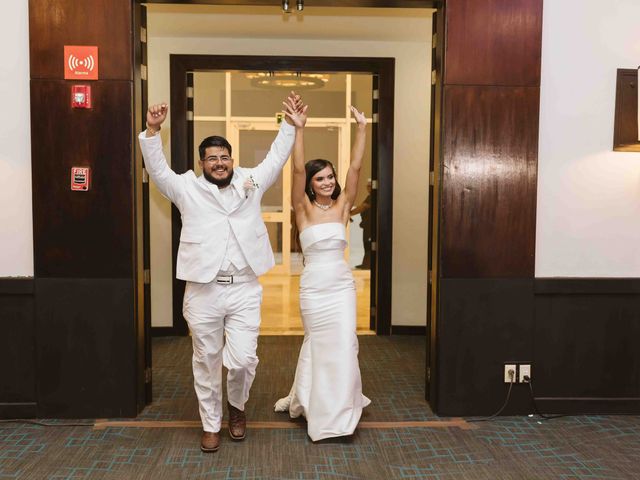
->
<box><xmin>612</xmin><ymin>67</ymin><xmax>640</xmax><ymax>152</ymax></box>
<box><xmin>297</xmin><ymin>0</ymin><xmax>304</xmax><ymax>11</ymax></box>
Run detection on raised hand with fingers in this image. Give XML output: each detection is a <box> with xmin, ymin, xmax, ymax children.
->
<box><xmin>288</xmin><ymin>90</ymin><xmax>304</xmax><ymax>113</ymax></box>
<box><xmin>283</xmin><ymin>95</ymin><xmax>308</xmax><ymax>129</ymax></box>
<box><xmin>350</xmin><ymin>105</ymin><xmax>367</xmax><ymax>127</ymax></box>
<box><xmin>146</xmin><ymin>103</ymin><xmax>168</xmax><ymax>136</ymax></box>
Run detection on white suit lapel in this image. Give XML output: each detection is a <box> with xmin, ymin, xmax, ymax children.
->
<box><xmin>227</xmin><ymin>171</ymin><xmax>249</xmax><ymax>215</ymax></box>
<box><xmin>197</xmin><ymin>175</ymin><xmax>228</xmax><ymax>213</ymax></box>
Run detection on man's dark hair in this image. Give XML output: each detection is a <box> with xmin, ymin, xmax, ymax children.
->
<box><xmin>198</xmin><ymin>136</ymin><xmax>232</xmax><ymax>159</ymax></box>
<box><xmin>304</xmin><ymin>159</ymin><xmax>341</xmax><ymax>201</ymax></box>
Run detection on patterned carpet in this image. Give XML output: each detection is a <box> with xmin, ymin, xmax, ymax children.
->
<box><xmin>1</xmin><ymin>335</ymin><xmax>640</xmax><ymax>479</ymax></box>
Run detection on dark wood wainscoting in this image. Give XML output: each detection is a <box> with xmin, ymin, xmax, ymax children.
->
<box><xmin>436</xmin><ymin>278</ymin><xmax>535</xmax><ymax>416</ymax></box>
<box><xmin>435</xmin><ymin>278</ymin><xmax>640</xmax><ymax>416</ymax></box>
<box><xmin>533</xmin><ymin>279</ymin><xmax>640</xmax><ymax>414</ymax></box>
<box><xmin>35</xmin><ymin>278</ymin><xmax>137</xmax><ymax>418</ymax></box>
<box><xmin>0</xmin><ymin>279</ymin><xmax>36</xmax><ymax>418</ymax></box>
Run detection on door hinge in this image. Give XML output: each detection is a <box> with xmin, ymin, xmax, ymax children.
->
<box><xmin>144</xmin><ymin>269</ymin><xmax>150</xmax><ymax>285</ymax></box>
<box><xmin>141</xmin><ymin>65</ymin><xmax>147</xmax><ymax>81</ymax></box>
<box><xmin>142</xmin><ymin>168</ymin><xmax>149</xmax><ymax>184</ymax></box>
<box><xmin>371</xmin><ymin>179</ymin><xmax>378</xmax><ymax>190</ymax></box>
<box><xmin>429</xmin><ymin>171</ymin><xmax>434</xmax><ymax>186</ymax></box>
<box><xmin>427</xmin><ymin>367</ymin><xmax>431</xmax><ymax>382</ymax></box>
<box><xmin>145</xmin><ymin>367</ymin><xmax>152</xmax><ymax>383</ymax></box>
<box><xmin>372</xmin><ymin>89</ymin><xmax>379</xmax><ymax>100</ymax></box>
<box><xmin>187</xmin><ymin>111</ymin><xmax>194</xmax><ymax>121</ymax></box>
<box><xmin>431</xmin><ymin>70</ymin><xmax>437</xmax><ymax>85</ymax></box>
<box><xmin>187</xmin><ymin>86</ymin><xmax>194</xmax><ymax>98</ymax></box>
<box><xmin>370</xmin><ymin>306</ymin><xmax>377</xmax><ymax>317</ymax></box>
<box><xmin>371</xmin><ymin>241</ymin><xmax>377</xmax><ymax>252</ymax></box>
<box><xmin>432</xmin><ymin>33</ymin><xmax>436</xmax><ymax>48</ymax></box>
<box><xmin>141</xmin><ymin>27</ymin><xmax>147</xmax><ymax>43</ymax></box>
<box><xmin>372</xmin><ymin>113</ymin><xmax>379</xmax><ymax>123</ymax></box>
<box><xmin>428</xmin><ymin>270</ymin><xmax>433</xmax><ymax>285</ymax></box>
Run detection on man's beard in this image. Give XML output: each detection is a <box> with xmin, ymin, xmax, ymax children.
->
<box><xmin>203</xmin><ymin>168</ymin><xmax>233</xmax><ymax>188</ymax></box>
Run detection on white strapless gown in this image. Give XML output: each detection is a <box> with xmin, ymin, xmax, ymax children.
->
<box><xmin>275</xmin><ymin>222</ymin><xmax>371</xmax><ymax>441</ymax></box>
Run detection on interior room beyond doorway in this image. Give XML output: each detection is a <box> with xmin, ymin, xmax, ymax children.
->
<box><xmin>191</xmin><ymin>70</ymin><xmax>375</xmax><ymax>334</ymax></box>
<box><xmin>146</xmin><ymin>5</ymin><xmax>433</xmax><ymax>333</ymax></box>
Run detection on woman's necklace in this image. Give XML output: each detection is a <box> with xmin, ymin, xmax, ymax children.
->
<box><xmin>313</xmin><ymin>199</ymin><xmax>333</xmax><ymax>210</ymax></box>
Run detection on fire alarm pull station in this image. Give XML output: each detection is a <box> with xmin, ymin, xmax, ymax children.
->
<box><xmin>71</xmin><ymin>167</ymin><xmax>91</xmax><ymax>191</ymax></box>
<box><xmin>71</xmin><ymin>85</ymin><xmax>92</xmax><ymax>109</ymax></box>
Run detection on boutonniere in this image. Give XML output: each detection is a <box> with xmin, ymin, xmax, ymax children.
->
<box><xmin>243</xmin><ymin>175</ymin><xmax>260</xmax><ymax>198</ymax></box>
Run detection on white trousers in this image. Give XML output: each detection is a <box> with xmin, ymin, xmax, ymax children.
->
<box><xmin>182</xmin><ymin>279</ymin><xmax>262</xmax><ymax>433</ymax></box>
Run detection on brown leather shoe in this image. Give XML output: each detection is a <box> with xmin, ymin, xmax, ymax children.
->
<box><xmin>227</xmin><ymin>402</ymin><xmax>246</xmax><ymax>441</ymax></box>
<box><xmin>201</xmin><ymin>431</ymin><xmax>220</xmax><ymax>453</ymax></box>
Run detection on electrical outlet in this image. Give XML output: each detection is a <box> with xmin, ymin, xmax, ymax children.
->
<box><xmin>504</xmin><ymin>364</ymin><xmax>516</xmax><ymax>383</ymax></box>
<box><xmin>519</xmin><ymin>364</ymin><xmax>531</xmax><ymax>383</ymax></box>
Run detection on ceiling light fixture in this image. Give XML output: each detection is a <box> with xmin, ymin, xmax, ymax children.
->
<box><xmin>245</xmin><ymin>72</ymin><xmax>329</xmax><ymax>90</ymax></box>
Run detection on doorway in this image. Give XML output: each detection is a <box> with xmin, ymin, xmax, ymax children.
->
<box><xmin>187</xmin><ymin>69</ymin><xmax>377</xmax><ymax>335</ymax></box>
<box><xmin>140</xmin><ymin>4</ymin><xmax>434</xmax><ymax>408</ymax></box>
<box><xmin>164</xmin><ymin>55</ymin><xmax>395</xmax><ymax>338</ymax></box>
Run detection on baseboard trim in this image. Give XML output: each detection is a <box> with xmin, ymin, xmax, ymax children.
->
<box><xmin>392</xmin><ymin>326</ymin><xmax>426</xmax><ymax>335</ymax></box>
<box><xmin>152</xmin><ymin>326</ymin><xmax>186</xmax><ymax>337</ymax></box>
<box><xmin>0</xmin><ymin>402</ymin><xmax>37</xmax><ymax>419</ymax></box>
<box><xmin>0</xmin><ymin>278</ymin><xmax>34</xmax><ymax>295</ymax></box>
<box><xmin>535</xmin><ymin>278</ymin><xmax>640</xmax><ymax>295</ymax></box>
<box><xmin>534</xmin><ymin>397</ymin><xmax>640</xmax><ymax>414</ymax></box>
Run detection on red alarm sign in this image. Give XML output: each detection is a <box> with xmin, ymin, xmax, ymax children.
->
<box><xmin>71</xmin><ymin>167</ymin><xmax>91</xmax><ymax>191</ymax></box>
<box><xmin>64</xmin><ymin>46</ymin><xmax>99</xmax><ymax>80</ymax></box>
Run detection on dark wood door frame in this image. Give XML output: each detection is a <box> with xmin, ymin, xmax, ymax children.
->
<box><xmin>166</xmin><ymin>54</ymin><xmax>395</xmax><ymax>336</ymax></box>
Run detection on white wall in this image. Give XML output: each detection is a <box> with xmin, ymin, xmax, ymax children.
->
<box><xmin>147</xmin><ymin>7</ymin><xmax>432</xmax><ymax>327</ymax></box>
<box><xmin>0</xmin><ymin>2</ymin><xmax>33</xmax><ymax>277</ymax></box>
<box><xmin>536</xmin><ymin>0</ymin><xmax>640</xmax><ymax>277</ymax></box>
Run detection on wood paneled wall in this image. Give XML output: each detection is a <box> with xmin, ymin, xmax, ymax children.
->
<box><xmin>26</xmin><ymin>0</ymin><xmax>143</xmax><ymax>418</ymax></box>
<box><xmin>440</xmin><ymin>0</ymin><xmax>542</xmax><ymax>278</ymax></box>
<box><xmin>434</xmin><ymin>0</ymin><xmax>543</xmax><ymax>415</ymax></box>
<box><xmin>441</xmin><ymin>86</ymin><xmax>539</xmax><ymax>277</ymax></box>
<box><xmin>443</xmin><ymin>0</ymin><xmax>542</xmax><ymax>87</ymax></box>
<box><xmin>0</xmin><ymin>280</ymin><xmax>36</xmax><ymax>418</ymax></box>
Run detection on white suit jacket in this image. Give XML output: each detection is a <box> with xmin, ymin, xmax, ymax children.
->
<box><xmin>138</xmin><ymin>122</ymin><xmax>295</xmax><ymax>282</ymax></box>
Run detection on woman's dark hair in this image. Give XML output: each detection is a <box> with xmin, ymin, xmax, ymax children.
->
<box><xmin>304</xmin><ymin>159</ymin><xmax>341</xmax><ymax>201</ymax></box>
<box><xmin>198</xmin><ymin>136</ymin><xmax>233</xmax><ymax>159</ymax></box>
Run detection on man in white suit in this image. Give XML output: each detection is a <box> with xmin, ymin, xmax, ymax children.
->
<box><xmin>139</xmin><ymin>92</ymin><xmax>303</xmax><ymax>453</ymax></box>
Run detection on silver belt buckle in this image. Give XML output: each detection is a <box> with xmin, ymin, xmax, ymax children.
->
<box><xmin>216</xmin><ymin>275</ymin><xmax>233</xmax><ymax>285</ymax></box>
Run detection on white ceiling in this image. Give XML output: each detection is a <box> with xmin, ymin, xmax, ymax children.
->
<box><xmin>146</xmin><ymin>5</ymin><xmax>434</xmax><ymax>42</ymax></box>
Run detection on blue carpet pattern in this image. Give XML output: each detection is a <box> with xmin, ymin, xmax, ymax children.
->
<box><xmin>1</xmin><ymin>336</ymin><xmax>639</xmax><ymax>479</ymax></box>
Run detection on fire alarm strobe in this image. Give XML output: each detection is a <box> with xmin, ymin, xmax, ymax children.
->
<box><xmin>71</xmin><ymin>167</ymin><xmax>91</xmax><ymax>191</ymax></box>
<box><xmin>71</xmin><ymin>85</ymin><xmax>92</xmax><ymax>109</ymax></box>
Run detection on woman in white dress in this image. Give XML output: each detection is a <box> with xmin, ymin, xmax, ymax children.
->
<box><xmin>274</xmin><ymin>97</ymin><xmax>371</xmax><ymax>441</ymax></box>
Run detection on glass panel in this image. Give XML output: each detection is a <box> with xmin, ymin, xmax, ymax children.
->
<box><xmin>193</xmin><ymin>121</ymin><xmax>226</xmax><ymax>175</ymax></box>
<box><xmin>238</xmin><ymin>130</ymin><xmax>284</xmax><ymax>212</ymax></box>
<box><xmin>193</xmin><ymin>72</ymin><xmax>226</xmax><ymax>117</ymax></box>
<box><xmin>265</xmin><ymin>222</ymin><xmax>283</xmax><ymax>265</ymax></box>
<box><xmin>231</xmin><ymin>72</ymin><xmax>347</xmax><ymax>118</ymax></box>
<box><xmin>351</xmin><ymin>74</ymin><xmax>373</xmax><ymax>118</ymax></box>
<box><xmin>304</xmin><ymin>126</ymin><xmax>340</xmax><ymax>179</ymax></box>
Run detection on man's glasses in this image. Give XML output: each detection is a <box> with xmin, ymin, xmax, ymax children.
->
<box><xmin>203</xmin><ymin>155</ymin><xmax>231</xmax><ymax>164</ymax></box>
